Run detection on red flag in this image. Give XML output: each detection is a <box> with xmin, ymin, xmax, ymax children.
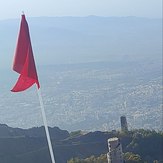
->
<box><xmin>11</xmin><ymin>14</ymin><xmax>40</xmax><ymax>92</ymax></box>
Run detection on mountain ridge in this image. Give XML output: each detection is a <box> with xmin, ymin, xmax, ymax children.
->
<box><xmin>0</xmin><ymin>16</ymin><xmax>161</xmax><ymax>68</ymax></box>
<box><xmin>0</xmin><ymin>124</ymin><xmax>162</xmax><ymax>163</ymax></box>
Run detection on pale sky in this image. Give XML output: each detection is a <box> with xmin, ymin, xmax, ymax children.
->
<box><xmin>0</xmin><ymin>0</ymin><xmax>162</xmax><ymax>20</ymax></box>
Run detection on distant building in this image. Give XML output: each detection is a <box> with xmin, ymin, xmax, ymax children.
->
<box><xmin>107</xmin><ymin>137</ymin><xmax>123</xmax><ymax>163</ymax></box>
<box><xmin>120</xmin><ymin>116</ymin><xmax>128</xmax><ymax>132</ymax></box>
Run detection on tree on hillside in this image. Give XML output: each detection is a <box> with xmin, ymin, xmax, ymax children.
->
<box><xmin>123</xmin><ymin>152</ymin><xmax>143</xmax><ymax>163</ymax></box>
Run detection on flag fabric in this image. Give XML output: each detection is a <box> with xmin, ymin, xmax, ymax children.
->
<box><xmin>11</xmin><ymin>14</ymin><xmax>40</xmax><ymax>92</ymax></box>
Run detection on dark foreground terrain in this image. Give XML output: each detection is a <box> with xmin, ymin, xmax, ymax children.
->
<box><xmin>0</xmin><ymin>124</ymin><xmax>162</xmax><ymax>163</ymax></box>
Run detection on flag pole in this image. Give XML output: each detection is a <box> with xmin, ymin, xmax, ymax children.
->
<box><xmin>37</xmin><ymin>88</ymin><xmax>56</xmax><ymax>163</ymax></box>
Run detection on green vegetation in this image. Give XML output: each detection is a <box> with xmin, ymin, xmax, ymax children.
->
<box><xmin>69</xmin><ymin>130</ymin><xmax>82</xmax><ymax>138</ymax></box>
<box><xmin>68</xmin><ymin>154</ymin><xmax>107</xmax><ymax>163</ymax></box>
<box><xmin>123</xmin><ymin>152</ymin><xmax>143</xmax><ymax>163</ymax></box>
<box><xmin>68</xmin><ymin>152</ymin><xmax>161</xmax><ymax>163</ymax></box>
<box><xmin>67</xmin><ymin>129</ymin><xmax>163</xmax><ymax>163</ymax></box>
<box><xmin>0</xmin><ymin>124</ymin><xmax>162</xmax><ymax>163</ymax></box>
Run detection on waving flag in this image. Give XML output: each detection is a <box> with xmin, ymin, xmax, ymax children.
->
<box><xmin>11</xmin><ymin>14</ymin><xmax>40</xmax><ymax>92</ymax></box>
<box><xmin>11</xmin><ymin>14</ymin><xmax>56</xmax><ymax>163</ymax></box>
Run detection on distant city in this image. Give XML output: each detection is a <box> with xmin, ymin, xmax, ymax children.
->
<box><xmin>0</xmin><ymin>59</ymin><xmax>161</xmax><ymax>131</ymax></box>
<box><xmin>0</xmin><ymin>16</ymin><xmax>161</xmax><ymax>131</ymax></box>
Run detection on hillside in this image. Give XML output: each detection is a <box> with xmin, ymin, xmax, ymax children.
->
<box><xmin>0</xmin><ymin>124</ymin><xmax>162</xmax><ymax>163</ymax></box>
<box><xmin>0</xmin><ymin>16</ymin><xmax>161</xmax><ymax>67</ymax></box>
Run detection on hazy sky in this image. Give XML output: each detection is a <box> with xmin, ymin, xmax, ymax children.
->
<box><xmin>0</xmin><ymin>0</ymin><xmax>162</xmax><ymax>20</ymax></box>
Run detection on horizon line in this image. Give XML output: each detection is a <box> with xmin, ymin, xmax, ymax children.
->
<box><xmin>0</xmin><ymin>15</ymin><xmax>162</xmax><ymax>21</ymax></box>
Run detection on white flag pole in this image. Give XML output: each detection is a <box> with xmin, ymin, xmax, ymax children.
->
<box><xmin>37</xmin><ymin>88</ymin><xmax>56</xmax><ymax>163</ymax></box>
